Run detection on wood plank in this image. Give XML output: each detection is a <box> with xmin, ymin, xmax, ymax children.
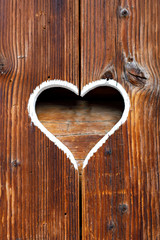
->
<box><xmin>0</xmin><ymin>0</ymin><xmax>79</xmax><ymax>239</ymax></box>
<box><xmin>81</xmin><ymin>0</ymin><xmax>160</xmax><ymax>239</ymax></box>
<box><xmin>36</xmin><ymin>87</ymin><xmax>124</xmax><ymax>165</ymax></box>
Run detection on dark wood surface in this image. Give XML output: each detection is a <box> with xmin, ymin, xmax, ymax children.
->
<box><xmin>0</xmin><ymin>0</ymin><xmax>160</xmax><ymax>239</ymax></box>
<box><xmin>0</xmin><ymin>0</ymin><xmax>79</xmax><ymax>239</ymax></box>
<box><xmin>81</xmin><ymin>0</ymin><xmax>160</xmax><ymax>239</ymax></box>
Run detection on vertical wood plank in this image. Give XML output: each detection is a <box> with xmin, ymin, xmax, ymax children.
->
<box><xmin>81</xmin><ymin>0</ymin><xmax>160</xmax><ymax>239</ymax></box>
<box><xmin>0</xmin><ymin>0</ymin><xmax>79</xmax><ymax>239</ymax></box>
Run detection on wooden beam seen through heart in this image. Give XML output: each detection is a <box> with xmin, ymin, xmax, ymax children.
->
<box><xmin>36</xmin><ymin>85</ymin><xmax>124</xmax><ymax>172</ymax></box>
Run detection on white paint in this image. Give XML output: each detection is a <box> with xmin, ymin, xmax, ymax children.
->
<box><xmin>28</xmin><ymin>80</ymin><xmax>79</xmax><ymax>170</ymax></box>
<box><xmin>81</xmin><ymin>80</ymin><xmax>130</xmax><ymax>168</ymax></box>
<box><xmin>28</xmin><ymin>79</ymin><xmax>130</xmax><ymax>171</ymax></box>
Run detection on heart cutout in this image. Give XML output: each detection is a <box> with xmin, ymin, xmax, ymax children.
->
<box><xmin>28</xmin><ymin>80</ymin><xmax>130</xmax><ymax>170</ymax></box>
<box><xmin>36</xmin><ymin>85</ymin><xmax>124</xmax><ymax>170</ymax></box>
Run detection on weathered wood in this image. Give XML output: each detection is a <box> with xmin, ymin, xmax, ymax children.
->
<box><xmin>81</xmin><ymin>0</ymin><xmax>160</xmax><ymax>239</ymax></box>
<box><xmin>0</xmin><ymin>0</ymin><xmax>160</xmax><ymax>239</ymax></box>
<box><xmin>0</xmin><ymin>0</ymin><xmax>79</xmax><ymax>239</ymax></box>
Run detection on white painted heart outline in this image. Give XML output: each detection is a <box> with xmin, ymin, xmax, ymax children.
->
<box><xmin>28</xmin><ymin>79</ymin><xmax>130</xmax><ymax>170</ymax></box>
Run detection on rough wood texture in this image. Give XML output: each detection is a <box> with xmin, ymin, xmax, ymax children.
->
<box><xmin>36</xmin><ymin>87</ymin><xmax>124</xmax><ymax>170</ymax></box>
<box><xmin>0</xmin><ymin>0</ymin><xmax>79</xmax><ymax>239</ymax></box>
<box><xmin>0</xmin><ymin>0</ymin><xmax>160</xmax><ymax>239</ymax></box>
<box><xmin>82</xmin><ymin>0</ymin><xmax>160</xmax><ymax>239</ymax></box>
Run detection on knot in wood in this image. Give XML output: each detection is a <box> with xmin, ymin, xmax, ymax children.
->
<box><xmin>104</xmin><ymin>148</ymin><xmax>112</xmax><ymax>156</ymax></box>
<box><xmin>108</xmin><ymin>221</ymin><xmax>115</xmax><ymax>231</ymax></box>
<box><xmin>101</xmin><ymin>71</ymin><xmax>113</xmax><ymax>80</ymax></box>
<box><xmin>119</xmin><ymin>8</ymin><xmax>130</xmax><ymax>18</ymax></box>
<box><xmin>119</xmin><ymin>204</ymin><xmax>128</xmax><ymax>215</ymax></box>
<box><xmin>11</xmin><ymin>160</ymin><xmax>20</xmax><ymax>168</ymax></box>
<box><xmin>0</xmin><ymin>54</ymin><xmax>12</xmax><ymax>75</ymax></box>
<box><xmin>124</xmin><ymin>58</ymin><xmax>149</xmax><ymax>87</ymax></box>
<box><xmin>100</xmin><ymin>65</ymin><xmax>116</xmax><ymax>80</ymax></box>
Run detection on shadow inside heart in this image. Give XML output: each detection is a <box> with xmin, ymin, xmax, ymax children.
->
<box><xmin>36</xmin><ymin>86</ymin><xmax>124</xmax><ymax>171</ymax></box>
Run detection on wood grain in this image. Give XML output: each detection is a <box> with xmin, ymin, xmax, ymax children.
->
<box><xmin>0</xmin><ymin>0</ymin><xmax>79</xmax><ymax>239</ymax></box>
<box><xmin>0</xmin><ymin>0</ymin><xmax>160</xmax><ymax>239</ymax></box>
<box><xmin>36</xmin><ymin>87</ymin><xmax>124</xmax><ymax>170</ymax></box>
<box><xmin>81</xmin><ymin>0</ymin><xmax>160</xmax><ymax>239</ymax></box>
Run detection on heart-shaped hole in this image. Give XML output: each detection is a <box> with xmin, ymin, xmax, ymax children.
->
<box><xmin>28</xmin><ymin>80</ymin><xmax>130</xmax><ymax>171</ymax></box>
<box><xmin>35</xmin><ymin>83</ymin><xmax>124</xmax><ymax>171</ymax></box>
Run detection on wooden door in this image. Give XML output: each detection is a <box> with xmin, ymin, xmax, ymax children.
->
<box><xmin>0</xmin><ymin>0</ymin><xmax>160</xmax><ymax>240</ymax></box>
<box><xmin>81</xmin><ymin>0</ymin><xmax>160</xmax><ymax>239</ymax></box>
<box><xmin>0</xmin><ymin>1</ymin><xmax>79</xmax><ymax>239</ymax></box>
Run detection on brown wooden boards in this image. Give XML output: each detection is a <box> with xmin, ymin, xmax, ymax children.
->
<box><xmin>0</xmin><ymin>0</ymin><xmax>79</xmax><ymax>239</ymax></box>
<box><xmin>0</xmin><ymin>0</ymin><xmax>160</xmax><ymax>239</ymax></box>
<box><xmin>81</xmin><ymin>0</ymin><xmax>160</xmax><ymax>239</ymax></box>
